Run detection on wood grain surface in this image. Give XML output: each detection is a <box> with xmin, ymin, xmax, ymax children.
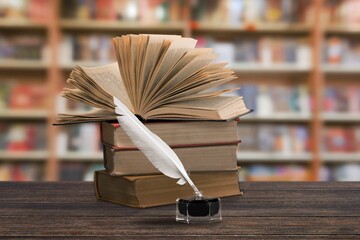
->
<box><xmin>0</xmin><ymin>182</ymin><xmax>359</xmax><ymax>239</ymax></box>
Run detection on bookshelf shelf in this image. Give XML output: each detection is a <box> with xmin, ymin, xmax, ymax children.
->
<box><xmin>60</xmin><ymin>20</ymin><xmax>185</xmax><ymax>32</ymax></box>
<box><xmin>0</xmin><ymin>110</ymin><xmax>49</xmax><ymax>120</ymax></box>
<box><xmin>0</xmin><ymin>60</ymin><xmax>48</xmax><ymax>70</ymax></box>
<box><xmin>59</xmin><ymin>152</ymin><xmax>103</xmax><ymax>162</ymax></box>
<box><xmin>322</xmin><ymin>64</ymin><xmax>360</xmax><ymax>74</ymax></box>
<box><xmin>326</xmin><ymin>25</ymin><xmax>360</xmax><ymax>34</ymax></box>
<box><xmin>229</xmin><ymin>63</ymin><xmax>311</xmax><ymax>73</ymax></box>
<box><xmin>240</xmin><ymin>113</ymin><xmax>311</xmax><ymax>122</ymax></box>
<box><xmin>237</xmin><ymin>151</ymin><xmax>312</xmax><ymax>162</ymax></box>
<box><xmin>192</xmin><ymin>23</ymin><xmax>310</xmax><ymax>33</ymax></box>
<box><xmin>0</xmin><ymin>19</ymin><xmax>47</xmax><ymax>29</ymax></box>
<box><xmin>322</xmin><ymin>153</ymin><xmax>360</xmax><ymax>163</ymax></box>
<box><xmin>0</xmin><ymin>150</ymin><xmax>48</xmax><ymax>161</ymax></box>
<box><xmin>322</xmin><ymin>113</ymin><xmax>360</xmax><ymax>122</ymax></box>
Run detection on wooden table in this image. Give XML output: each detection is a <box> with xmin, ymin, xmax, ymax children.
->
<box><xmin>0</xmin><ymin>182</ymin><xmax>359</xmax><ymax>239</ymax></box>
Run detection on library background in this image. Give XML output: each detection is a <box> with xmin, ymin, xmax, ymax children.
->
<box><xmin>0</xmin><ymin>0</ymin><xmax>359</xmax><ymax>181</ymax></box>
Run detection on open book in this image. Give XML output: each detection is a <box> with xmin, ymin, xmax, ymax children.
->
<box><xmin>57</xmin><ymin>34</ymin><xmax>250</xmax><ymax>124</ymax></box>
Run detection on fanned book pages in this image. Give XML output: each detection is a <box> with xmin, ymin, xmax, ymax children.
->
<box><xmin>56</xmin><ymin>34</ymin><xmax>250</xmax><ymax>124</ymax></box>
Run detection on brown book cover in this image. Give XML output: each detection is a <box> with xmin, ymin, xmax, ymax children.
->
<box><xmin>101</xmin><ymin>120</ymin><xmax>239</xmax><ymax>148</ymax></box>
<box><xmin>103</xmin><ymin>141</ymin><xmax>240</xmax><ymax>175</ymax></box>
<box><xmin>94</xmin><ymin>169</ymin><xmax>241</xmax><ymax>208</ymax></box>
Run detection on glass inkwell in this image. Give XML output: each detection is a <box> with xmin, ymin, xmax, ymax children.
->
<box><xmin>176</xmin><ymin>189</ymin><xmax>222</xmax><ymax>223</ymax></box>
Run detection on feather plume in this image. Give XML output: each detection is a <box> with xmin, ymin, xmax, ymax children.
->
<box><xmin>113</xmin><ymin>96</ymin><xmax>203</xmax><ymax>198</ymax></box>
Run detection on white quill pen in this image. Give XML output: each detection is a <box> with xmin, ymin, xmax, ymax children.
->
<box><xmin>113</xmin><ymin>97</ymin><xmax>203</xmax><ymax>198</ymax></box>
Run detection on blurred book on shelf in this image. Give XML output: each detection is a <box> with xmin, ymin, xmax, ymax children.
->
<box><xmin>237</xmin><ymin>124</ymin><xmax>309</xmax><ymax>154</ymax></box>
<box><xmin>56</xmin><ymin>123</ymin><xmax>101</xmax><ymax>157</ymax></box>
<box><xmin>197</xmin><ymin>37</ymin><xmax>311</xmax><ymax>68</ymax></box>
<box><xmin>323</xmin><ymin>125</ymin><xmax>360</xmax><ymax>153</ymax></box>
<box><xmin>0</xmin><ymin>82</ymin><xmax>47</xmax><ymax>111</ymax></box>
<box><xmin>0</xmin><ymin>34</ymin><xmax>47</xmax><ymax>61</ymax></box>
<box><xmin>323</xmin><ymin>86</ymin><xmax>360</xmax><ymax>113</ymax></box>
<box><xmin>191</xmin><ymin>0</ymin><xmax>313</xmax><ymax>26</ymax></box>
<box><xmin>60</xmin><ymin>163</ymin><xmax>104</xmax><ymax>181</ymax></box>
<box><xmin>56</xmin><ymin>95</ymin><xmax>102</xmax><ymax>181</ymax></box>
<box><xmin>229</xmin><ymin>84</ymin><xmax>310</xmax><ymax>117</ymax></box>
<box><xmin>324</xmin><ymin>37</ymin><xmax>360</xmax><ymax>65</ymax></box>
<box><xmin>0</xmin><ymin>0</ymin><xmax>51</xmax><ymax>23</ymax></box>
<box><xmin>320</xmin><ymin>164</ymin><xmax>360</xmax><ymax>181</ymax></box>
<box><xmin>60</xmin><ymin>163</ymin><xmax>83</xmax><ymax>181</ymax></box>
<box><xmin>60</xmin><ymin>0</ymin><xmax>183</xmax><ymax>23</ymax></box>
<box><xmin>323</xmin><ymin>0</ymin><xmax>360</xmax><ymax>27</ymax></box>
<box><xmin>240</xmin><ymin>164</ymin><xmax>309</xmax><ymax>181</ymax></box>
<box><xmin>59</xmin><ymin>34</ymin><xmax>116</xmax><ymax>66</ymax></box>
<box><xmin>0</xmin><ymin>163</ymin><xmax>43</xmax><ymax>181</ymax></box>
<box><xmin>0</xmin><ymin>123</ymin><xmax>46</xmax><ymax>152</ymax></box>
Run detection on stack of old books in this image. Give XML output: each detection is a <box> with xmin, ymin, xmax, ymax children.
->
<box><xmin>56</xmin><ymin>34</ymin><xmax>250</xmax><ymax>208</ymax></box>
<box><xmin>98</xmin><ymin>120</ymin><xmax>242</xmax><ymax>207</ymax></box>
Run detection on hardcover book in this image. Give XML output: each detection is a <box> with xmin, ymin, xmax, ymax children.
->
<box><xmin>56</xmin><ymin>34</ymin><xmax>250</xmax><ymax>124</ymax></box>
<box><xmin>101</xmin><ymin>120</ymin><xmax>239</xmax><ymax>147</ymax></box>
<box><xmin>103</xmin><ymin>142</ymin><xmax>239</xmax><ymax>175</ymax></box>
<box><xmin>94</xmin><ymin>169</ymin><xmax>241</xmax><ymax>208</ymax></box>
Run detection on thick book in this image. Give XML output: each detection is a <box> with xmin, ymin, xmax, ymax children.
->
<box><xmin>103</xmin><ymin>142</ymin><xmax>239</xmax><ymax>175</ymax></box>
<box><xmin>56</xmin><ymin>34</ymin><xmax>250</xmax><ymax>124</ymax></box>
<box><xmin>94</xmin><ymin>169</ymin><xmax>241</xmax><ymax>208</ymax></box>
<box><xmin>101</xmin><ymin>120</ymin><xmax>238</xmax><ymax>147</ymax></box>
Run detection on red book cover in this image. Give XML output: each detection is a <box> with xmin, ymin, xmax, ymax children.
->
<box><xmin>325</xmin><ymin>128</ymin><xmax>347</xmax><ymax>152</ymax></box>
<box><xmin>7</xmin><ymin>125</ymin><xmax>31</xmax><ymax>151</ymax></box>
<box><xmin>10</xmin><ymin>85</ymin><xmax>33</xmax><ymax>109</ymax></box>
<box><xmin>9</xmin><ymin>84</ymin><xmax>46</xmax><ymax>109</ymax></box>
<box><xmin>96</xmin><ymin>0</ymin><xmax>116</xmax><ymax>20</ymax></box>
<box><xmin>11</xmin><ymin>164</ymin><xmax>24</xmax><ymax>181</ymax></box>
<box><xmin>28</xmin><ymin>0</ymin><xmax>50</xmax><ymax>23</ymax></box>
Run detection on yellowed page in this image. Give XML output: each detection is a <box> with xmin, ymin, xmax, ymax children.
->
<box><xmin>167</xmin><ymin>62</ymin><xmax>229</xmax><ymax>92</ymax></box>
<box><xmin>116</xmin><ymin>36</ymin><xmax>134</xmax><ymax>106</ymax></box>
<box><xmin>154</xmin><ymin>88</ymin><xmax>238</xmax><ymax>106</ymax></box>
<box><xmin>140</xmin><ymin>39</ymin><xmax>172</xmax><ymax>110</ymax></box>
<box><xmin>62</xmin><ymin>87</ymin><xmax>113</xmax><ymax>111</ymax></box>
<box><xmin>154</xmin><ymin>53</ymin><xmax>217</xmax><ymax>97</ymax></box>
<box><xmin>154</xmin><ymin>38</ymin><xmax>197</xmax><ymax>80</ymax></box>
<box><xmin>144</xmin><ymin>49</ymin><xmax>214</xmax><ymax>104</ymax></box>
<box><xmin>144</xmin><ymin>96</ymin><xmax>247</xmax><ymax>120</ymax></box>
<box><xmin>144</xmin><ymin>67</ymin><xmax>235</xmax><ymax>112</ymax></box>
<box><xmin>139</xmin><ymin>35</ymin><xmax>180</xmax><ymax>99</ymax></box>
<box><xmin>57</xmin><ymin>108</ymin><xmax>117</xmax><ymax>124</ymax></box>
<box><xmin>82</xmin><ymin>63</ymin><xmax>133</xmax><ymax>111</ymax></box>
<box><xmin>135</xmin><ymin>35</ymin><xmax>149</xmax><ymax>110</ymax></box>
<box><xmin>142</xmin><ymin>37</ymin><xmax>197</xmax><ymax>106</ymax></box>
<box><xmin>146</xmin><ymin>76</ymin><xmax>235</xmax><ymax>112</ymax></box>
<box><xmin>169</xmin><ymin>96</ymin><xmax>243</xmax><ymax>110</ymax></box>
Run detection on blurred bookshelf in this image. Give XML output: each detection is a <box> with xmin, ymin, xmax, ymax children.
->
<box><xmin>0</xmin><ymin>0</ymin><xmax>359</xmax><ymax>181</ymax></box>
<box><xmin>60</xmin><ymin>19</ymin><xmax>186</xmax><ymax>32</ymax></box>
<box><xmin>236</xmin><ymin>152</ymin><xmax>312</xmax><ymax>162</ymax></box>
<box><xmin>59</xmin><ymin>152</ymin><xmax>103</xmax><ymax>162</ymax></box>
<box><xmin>0</xmin><ymin>150</ymin><xmax>48</xmax><ymax>161</ymax></box>
<box><xmin>0</xmin><ymin>109</ymin><xmax>48</xmax><ymax>119</ymax></box>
